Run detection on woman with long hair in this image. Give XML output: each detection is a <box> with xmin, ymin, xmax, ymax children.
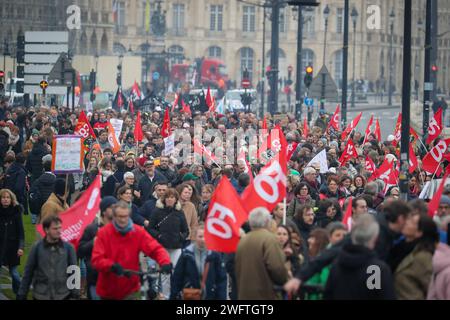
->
<box><xmin>0</xmin><ymin>189</ymin><xmax>24</xmax><ymax>297</ymax></box>
<box><xmin>352</xmin><ymin>175</ymin><xmax>366</xmax><ymax>197</ymax></box>
<box><xmin>315</xmin><ymin>199</ymin><xmax>342</xmax><ymax>228</ymax></box>
<box><xmin>176</xmin><ymin>183</ymin><xmax>199</xmax><ymax>244</ymax></box>
<box><xmin>276</xmin><ymin>225</ymin><xmax>301</xmax><ymax>279</ymax></box>
<box><xmin>199</xmin><ymin>184</ymin><xmax>214</xmax><ymax>222</ymax></box>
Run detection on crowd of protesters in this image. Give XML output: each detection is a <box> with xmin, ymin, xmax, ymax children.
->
<box><xmin>0</xmin><ymin>97</ymin><xmax>450</xmax><ymax>301</ymax></box>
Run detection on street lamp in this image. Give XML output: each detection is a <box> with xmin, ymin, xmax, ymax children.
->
<box><xmin>350</xmin><ymin>7</ymin><xmax>358</xmax><ymax>108</ymax></box>
<box><xmin>388</xmin><ymin>8</ymin><xmax>395</xmax><ymax>106</ymax></box>
<box><xmin>117</xmin><ymin>54</ymin><xmax>123</xmax><ymax>87</ymax></box>
<box><xmin>320</xmin><ymin>4</ymin><xmax>330</xmax><ymax>112</ymax></box>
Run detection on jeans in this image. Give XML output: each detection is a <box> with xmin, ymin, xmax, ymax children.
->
<box><xmin>9</xmin><ymin>265</ymin><xmax>21</xmax><ymax>295</ymax></box>
<box><xmin>161</xmin><ymin>248</ymin><xmax>182</xmax><ymax>299</ymax></box>
<box><xmin>31</xmin><ymin>213</ymin><xmax>38</xmax><ymax>225</ymax></box>
<box><xmin>88</xmin><ymin>285</ymin><xmax>100</xmax><ymax>300</ymax></box>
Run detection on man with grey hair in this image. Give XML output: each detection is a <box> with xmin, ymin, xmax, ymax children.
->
<box><xmin>323</xmin><ymin>214</ymin><xmax>396</xmax><ymax>300</ymax></box>
<box><xmin>235</xmin><ymin>209</ymin><xmax>288</xmax><ymax>300</ymax></box>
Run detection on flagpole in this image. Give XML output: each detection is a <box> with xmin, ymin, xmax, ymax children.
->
<box><xmin>283</xmin><ymin>197</ymin><xmax>287</xmax><ymax>225</ymax></box>
<box><xmin>416</xmin><ymin>137</ymin><xmax>428</xmax><ymax>153</ymax></box>
<box><xmin>431</xmin><ymin>162</ymin><xmax>443</xmax><ymax>180</ymax></box>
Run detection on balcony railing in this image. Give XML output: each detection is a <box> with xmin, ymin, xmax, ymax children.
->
<box><xmin>169</xmin><ymin>28</ymin><xmax>187</xmax><ymax>37</ymax></box>
<box><xmin>114</xmin><ymin>25</ymin><xmax>128</xmax><ymax>35</ymax></box>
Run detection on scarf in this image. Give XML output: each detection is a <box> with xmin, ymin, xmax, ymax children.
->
<box><xmin>297</xmin><ymin>195</ymin><xmax>310</xmax><ymax>204</ymax></box>
<box><xmin>113</xmin><ymin>219</ymin><xmax>134</xmax><ymax>236</ymax></box>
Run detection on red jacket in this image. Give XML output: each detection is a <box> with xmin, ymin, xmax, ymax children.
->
<box><xmin>93</xmin><ymin>121</ymin><xmax>109</xmax><ymax>131</ymax></box>
<box><xmin>91</xmin><ymin>222</ymin><xmax>171</xmax><ymax>300</ymax></box>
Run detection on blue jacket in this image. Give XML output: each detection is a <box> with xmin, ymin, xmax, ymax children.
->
<box><xmin>170</xmin><ymin>244</ymin><xmax>227</xmax><ymax>300</ymax></box>
<box><xmin>139</xmin><ymin>197</ymin><xmax>157</xmax><ymax>221</ymax></box>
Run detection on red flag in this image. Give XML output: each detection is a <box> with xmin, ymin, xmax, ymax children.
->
<box><xmin>181</xmin><ymin>99</ymin><xmax>192</xmax><ymax>115</ymax></box>
<box><xmin>338</xmin><ymin>139</ymin><xmax>358</xmax><ymax>166</ymax></box>
<box><xmin>74</xmin><ymin>110</ymin><xmax>97</xmax><ymax>140</ymax></box>
<box><xmin>428</xmin><ymin>169</ymin><xmax>450</xmax><ymax>217</ymax></box>
<box><xmin>392</xmin><ymin>113</ymin><xmax>402</xmax><ymax>147</ymax></box>
<box><xmin>242</xmin><ymin>128</ymin><xmax>287</xmax><ymax>214</ymax></box>
<box><xmin>36</xmin><ymin>175</ymin><xmax>101</xmax><ymax>250</ymax></box>
<box><xmin>426</xmin><ymin>108</ymin><xmax>443</xmax><ymax>144</ymax></box>
<box><xmin>262</xmin><ymin>116</ymin><xmax>268</xmax><ymax>130</ymax></box>
<box><xmin>368</xmin><ymin>158</ymin><xmax>397</xmax><ymax>186</ymax></box>
<box><xmin>204</xmin><ymin>177</ymin><xmax>248</xmax><ymax>253</ymax></box>
<box><xmin>194</xmin><ymin>138</ymin><xmax>218</xmax><ymax>164</ymax></box>
<box><xmin>205</xmin><ymin>86</ymin><xmax>213</xmax><ymax>109</ymax></box>
<box><xmin>134</xmin><ymin>111</ymin><xmax>144</xmax><ymax>142</ymax></box>
<box><xmin>362</xmin><ymin>115</ymin><xmax>374</xmax><ymax>144</ymax></box>
<box><xmin>287</xmin><ymin>142</ymin><xmax>299</xmax><ymax>161</ymax></box>
<box><xmin>128</xmin><ymin>98</ymin><xmax>135</xmax><ymax>114</ymax></box>
<box><xmin>131</xmin><ymin>80</ymin><xmax>142</xmax><ymax>100</ymax></box>
<box><xmin>422</xmin><ymin>138</ymin><xmax>450</xmax><ymax>174</ymax></box>
<box><xmin>172</xmin><ymin>93</ymin><xmax>179</xmax><ymax>112</ymax></box>
<box><xmin>342</xmin><ymin>197</ymin><xmax>353</xmax><ymax>230</ymax></box>
<box><xmin>341</xmin><ymin>112</ymin><xmax>363</xmax><ymax>141</ymax></box>
<box><xmin>161</xmin><ymin>108</ymin><xmax>171</xmax><ymax>138</ymax></box>
<box><xmin>409</xmin><ymin>143</ymin><xmax>418</xmax><ymax>174</ymax></box>
<box><xmin>365</xmin><ymin>156</ymin><xmax>376</xmax><ymax>173</ymax></box>
<box><xmin>327</xmin><ymin>104</ymin><xmax>340</xmax><ymax>132</ymax></box>
<box><xmin>374</xmin><ymin>119</ymin><xmax>381</xmax><ymax>141</ymax></box>
<box><xmin>303</xmin><ymin>117</ymin><xmax>309</xmax><ymax>138</ymax></box>
<box><xmin>410</xmin><ymin>127</ymin><xmax>419</xmax><ymax>143</ymax></box>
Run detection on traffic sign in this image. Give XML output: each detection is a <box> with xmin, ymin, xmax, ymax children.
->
<box><xmin>241</xmin><ymin>79</ymin><xmax>251</xmax><ymax>88</ymax></box>
<box><xmin>308</xmin><ymin>65</ymin><xmax>339</xmax><ymax>101</ymax></box>
<box><xmin>152</xmin><ymin>71</ymin><xmax>160</xmax><ymax>80</ymax></box>
<box><xmin>40</xmin><ymin>80</ymin><xmax>48</xmax><ymax>89</ymax></box>
<box><xmin>304</xmin><ymin>97</ymin><xmax>314</xmax><ymax>106</ymax></box>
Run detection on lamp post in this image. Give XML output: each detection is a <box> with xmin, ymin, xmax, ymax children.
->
<box><xmin>341</xmin><ymin>0</ymin><xmax>350</xmax><ymax>126</ymax></box>
<box><xmin>350</xmin><ymin>7</ymin><xmax>358</xmax><ymax>108</ymax></box>
<box><xmin>388</xmin><ymin>8</ymin><xmax>395</xmax><ymax>106</ymax></box>
<box><xmin>320</xmin><ymin>4</ymin><xmax>330</xmax><ymax>113</ymax></box>
<box><xmin>268</xmin><ymin>0</ymin><xmax>280</xmax><ymax>116</ymax></box>
<box><xmin>117</xmin><ymin>54</ymin><xmax>123</xmax><ymax>87</ymax></box>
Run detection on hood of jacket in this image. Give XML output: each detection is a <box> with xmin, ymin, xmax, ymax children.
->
<box><xmin>156</xmin><ymin>198</ymin><xmax>182</xmax><ymax>211</ymax></box>
<box><xmin>433</xmin><ymin>243</ymin><xmax>450</xmax><ymax>274</ymax></box>
<box><xmin>31</xmin><ymin>142</ymin><xmax>47</xmax><ymax>155</ymax></box>
<box><xmin>39</xmin><ymin>172</ymin><xmax>57</xmax><ymax>187</ymax></box>
<box><xmin>337</xmin><ymin>243</ymin><xmax>377</xmax><ymax>269</ymax></box>
<box><xmin>6</xmin><ymin>162</ymin><xmax>26</xmax><ymax>175</ymax></box>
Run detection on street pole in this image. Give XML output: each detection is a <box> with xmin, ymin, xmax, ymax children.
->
<box><xmin>388</xmin><ymin>12</ymin><xmax>394</xmax><ymax>107</ymax></box>
<box><xmin>423</xmin><ymin>0</ymin><xmax>432</xmax><ymax>140</ymax></box>
<box><xmin>351</xmin><ymin>14</ymin><xmax>357</xmax><ymax>108</ymax></box>
<box><xmin>269</xmin><ymin>0</ymin><xmax>280</xmax><ymax>116</ymax></box>
<box><xmin>320</xmin><ymin>10</ymin><xmax>329</xmax><ymax>113</ymax></box>
<box><xmin>295</xmin><ymin>6</ymin><xmax>303</xmax><ymax>120</ymax></box>
<box><xmin>341</xmin><ymin>0</ymin><xmax>349</xmax><ymax>126</ymax></box>
<box><xmin>430</xmin><ymin>0</ymin><xmax>438</xmax><ymax>102</ymax></box>
<box><xmin>261</xmin><ymin>4</ymin><xmax>266</xmax><ymax>118</ymax></box>
<box><xmin>399</xmin><ymin>0</ymin><xmax>412</xmax><ymax>201</ymax></box>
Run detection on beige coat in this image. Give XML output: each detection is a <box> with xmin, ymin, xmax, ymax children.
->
<box><xmin>39</xmin><ymin>193</ymin><xmax>69</xmax><ymax>224</ymax></box>
<box><xmin>235</xmin><ymin>228</ymin><xmax>289</xmax><ymax>300</ymax></box>
<box><xmin>395</xmin><ymin>245</ymin><xmax>433</xmax><ymax>300</ymax></box>
<box><xmin>181</xmin><ymin>201</ymin><xmax>199</xmax><ymax>241</ymax></box>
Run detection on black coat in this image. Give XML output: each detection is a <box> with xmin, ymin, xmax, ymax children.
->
<box><xmin>26</xmin><ymin>142</ymin><xmax>49</xmax><ymax>183</ymax></box>
<box><xmin>101</xmin><ymin>170</ymin><xmax>125</xmax><ymax>197</ymax></box>
<box><xmin>29</xmin><ymin>172</ymin><xmax>56</xmax><ymax>215</ymax></box>
<box><xmin>324</xmin><ymin>243</ymin><xmax>396</xmax><ymax>300</ymax></box>
<box><xmin>4</xmin><ymin>162</ymin><xmax>28</xmax><ymax>205</ymax></box>
<box><xmin>148</xmin><ymin>201</ymin><xmax>189</xmax><ymax>249</ymax></box>
<box><xmin>139</xmin><ymin>197</ymin><xmax>157</xmax><ymax>221</ymax></box>
<box><xmin>0</xmin><ymin>205</ymin><xmax>25</xmax><ymax>267</ymax></box>
<box><xmin>156</xmin><ymin>167</ymin><xmax>176</xmax><ymax>186</ymax></box>
<box><xmin>137</xmin><ymin>172</ymin><xmax>167</xmax><ymax>203</ymax></box>
<box><xmin>0</xmin><ymin>130</ymin><xmax>9</xmax><ymax>165</ymax></box>
<box><xmin>170</xmin><ymin>244</ymin><xmax>227</xmax><ymax>300</ymax></box>
<box><xmin>77</xmin><ymin>219</ymin><xmax>103</xmax><ymax>287</ymax></box>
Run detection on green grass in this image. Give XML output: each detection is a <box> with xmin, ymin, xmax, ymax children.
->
<box><xmin>1</xmin><ymin>213</ymin><xmax>37</xmax><ymax>300</ymax></box>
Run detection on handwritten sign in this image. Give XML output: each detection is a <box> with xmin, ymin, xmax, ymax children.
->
<box><xmin>51</xmin><ymin>135</ymin><xmax>83</xmax><ymax>174</ymax></box>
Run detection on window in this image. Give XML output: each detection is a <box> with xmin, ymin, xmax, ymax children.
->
<box><xmin>240</xmin><ymin>47</ymin><xmax>254</xmax><ymax>81</ymax></box>
<box><xmin>169</xmin><ymin>45</ymin><xmax>184</xmax><ymax>65</ymax></box>
<box><xmin>303</xmin><ymin>9</ymin><xmax>315</xmax><ymax>36</ymax></box>
<box><xmin>279</xmin><ymin>7</ymin><xmax>287</xmax><ymax>33</ymax></box>
<box><xmin>173</xmin><ymin>4</ymin><xmax>185</xmax><ymax>33</ymax></box>
<box><xmin>208</xmin><ymin>46</ymin><xmax>222</xmax><ymax>58</ymax></box>
<box><xmin>336</xmin><ymin>8</ymin><xmax>344</xmax><ymax>33</ymax></box>
<box><xmin>243</xmin><ymin>6</ymin><xmax>256</xmax><ymax>32</ymax></box>
<box><xmin>334</xmin><ymin>50</ymin><xmax>343</xmax><ymax>89</ymax></box>
<box><xmin>210</xmin><ymin>5</ymin><xmax>223</xmax><ymax>31</ymax></box>
<box><xmin>117</xmin><ymin>1</ymin><xmax>125</xmax><ymax>26</ymax></box>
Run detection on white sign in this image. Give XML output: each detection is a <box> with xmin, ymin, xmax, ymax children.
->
<box><xmin>306</xmin><ymin>149</ymin><xmax>329</xmax><ymax>173</ymax></box>
<box><xmin>109</xmin><ymin>118</ymin><xmax>124</xmax><ymax>143</ymax></box>
<box><xmin>51</xmin><ymin>135</ymin><xmax>83</xmax><ymax>173</ymax></box>
<box><xmin>63</xmin><ymin>94</ymin><xmax>80</xmax><ymax>108</ymax></box>
<box><xmin>163</xmin><ymin>134</ymin><xmax>175</xmax><ymax>156</ymax></box>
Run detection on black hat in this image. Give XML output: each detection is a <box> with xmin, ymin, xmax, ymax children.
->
<box><xmin>100</xmin><ymin>196</ymin><xmax>118</xmax><ymax>213</ymax></box>
<box><xmin>302</xmin><ymin>143</ymin><xmax>314</xmax><ymax>152</ymax></box>
<box><xmin>54</xmin><ymin>178</ymin><xmax>67</xmax><ymax>196</ymax></box>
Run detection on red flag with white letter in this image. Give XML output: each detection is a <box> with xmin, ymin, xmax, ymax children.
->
<box><xmin>74</xmin><ymin>110</ymin><xmax>97</xmax><ymax>140</ymax></box>
<box><xmin>426</xmin><ymin>108</ymin><xmax>443</xmax><ymax>145</ymax></box>
<box><xmin>327</xmin><ymin>104</ymin><xmax>340</xmax><ymax>132</ymax></box>
<box><xmin>374</xmin><ymin>119</ymin><xmax>381</xmax><ymax>141</ymax></box>
<box><xmin>194</xmin><ymin>138</ymin><xmax>218</xmax><ymax>164</ymax></box>
<box><xmin>365</xmin><ymin>156</ymin><xmax>376</xmax><ymax>173</ymax></box>
<box><xmin>338</xmin><ymin>140</ymin><xmax>358</xmax><ymax>166</ymax></box>
<box><xmin>36</xmin><ymin>175</ymin><xmax>101</xmax><ymax>250</ymax></box>
<box><xmin>392</xmin><ymin>113</ymin><xmax>402</xmax><ymax>147</ymax></box>
<box><xmin>287</xmin><ymin>142</ymin><xmax>299</xmax><ymax>161</ymax></box>
<box><xmin>242</xmin><ymin>128</ymin><xmax>287</xmax><ymax>214</ymax></box>
<box><xmin>205</xmin><ymin>177</ymin><xmax>248</xmax><ymax>253</ymax></box>
<box><xmin>409</xmin><ymin>143</ymin><xmax>418</xmax><ymax>174</ymax></box>
<box><xmin>362</xmin><ymin>115</ymin><xmax>374</xmax><ymax>145</ymax></box>
<box><xmin>161</xmin><ymin>108</ymin><xmax>171</xmax><ymax>138</ymax></box>
<box><xmin>422</xmin><ymin>138</ymin><xmax>450</xmax><ymax>174</ymax></box>
<box><xmin>341</xmin><ymin>112</ymin><xmax>362</xmax><ymax>141</ymax></box>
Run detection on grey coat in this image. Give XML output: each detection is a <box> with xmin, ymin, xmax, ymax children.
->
<box><xmin>18</xmin><ymin>239</ymin><xmax>79</xmax><ymax>300</ymax></box>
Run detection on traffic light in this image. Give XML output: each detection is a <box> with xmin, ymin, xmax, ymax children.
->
<box><xmin>16</xmin><ymin>35</ymin><xmax>25</xmax><ymax>64</ymax></box>
<box><xmin>0</xmin><ymin>70</ymin><xmax>4</xmax><ymax>95</ymax></box>
<box><xmin>89</xmin><ymin>69</ymin><xmax>96</xmax><ymax>91</ymax></box>
<box><xmin>304</xmin><ymin>65</ymin><xmax>313</xmax><ymax>88</ymax></box>
<box><xmin>431</xmin><ymin>65</ymin><xmax>438</xmax><ymax>72</ymax></box>
<box><xmin>241</xmin><ymin>92</ymin><xmax>253</xmax><ymax>107</ymax></box>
